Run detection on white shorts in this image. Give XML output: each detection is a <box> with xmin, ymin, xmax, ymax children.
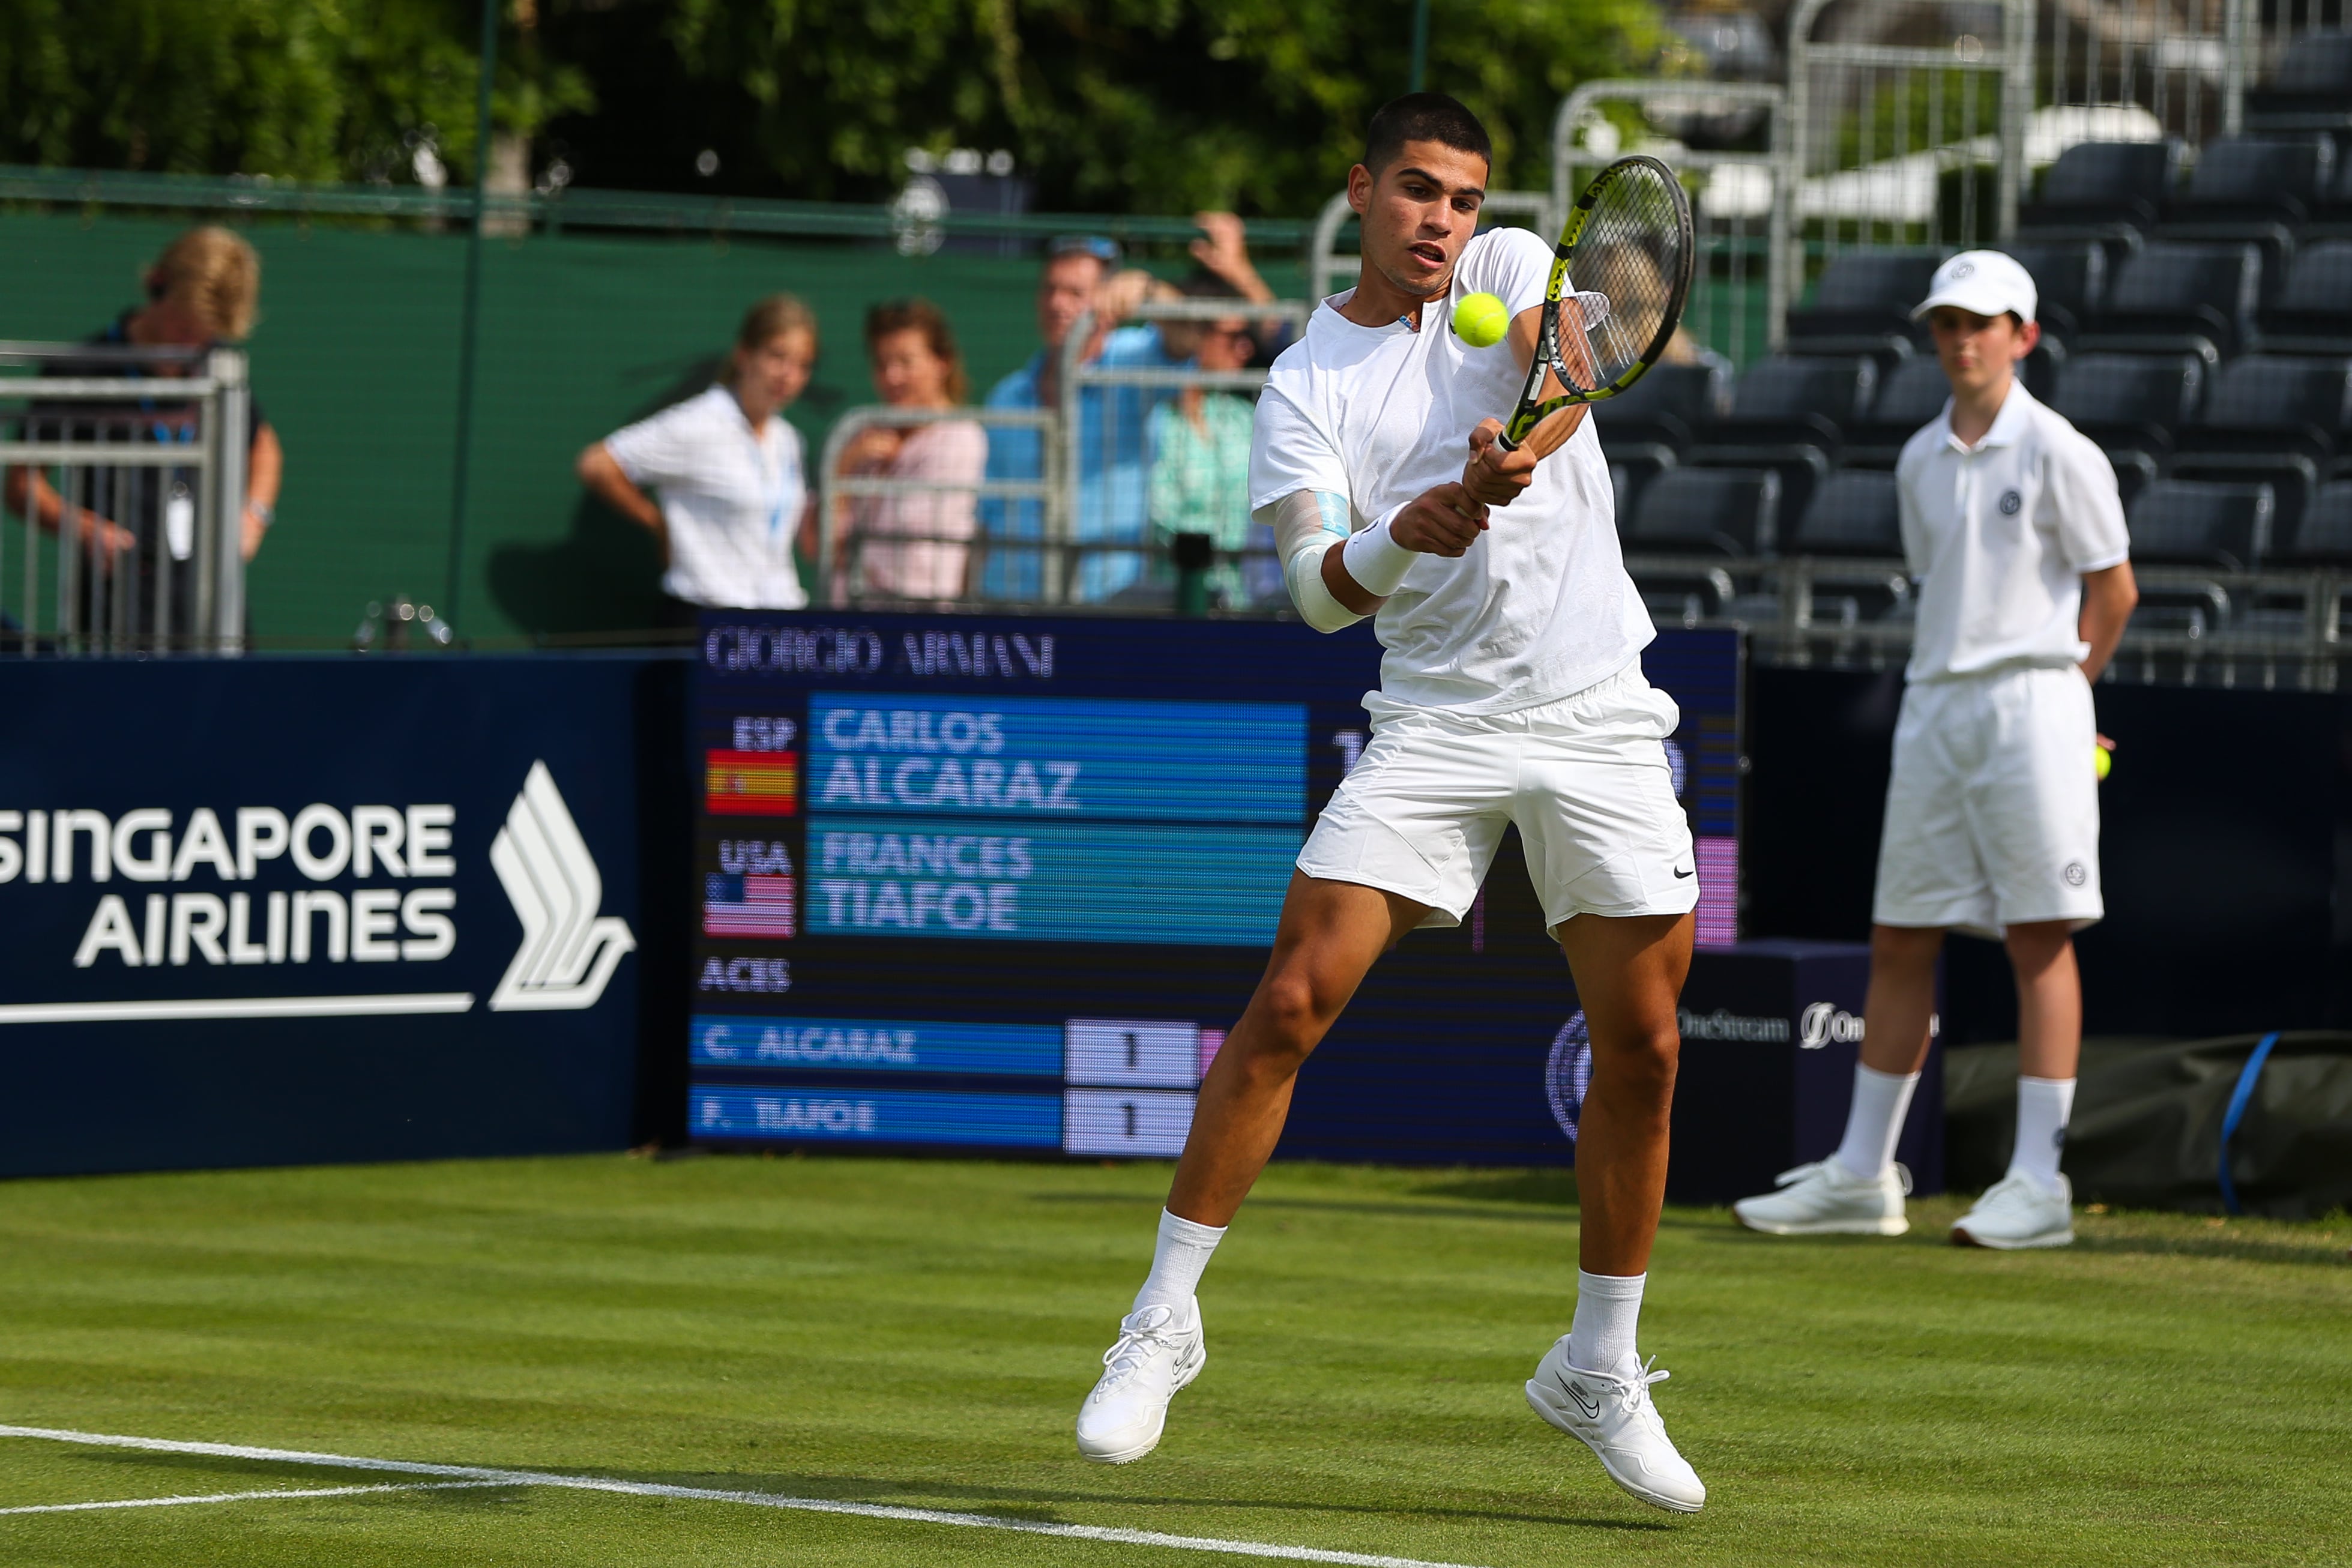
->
<box><xmin>1873</xmin><ymin>664</ymin><xmax>2103</xmax><ymax>938</ymax></box>
<box><xmin>1296</xmin><ymin>665</ymin><xmax>1699</xmax><ymax>933</ymax></box>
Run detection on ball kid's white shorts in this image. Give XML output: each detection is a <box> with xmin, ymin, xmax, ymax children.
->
<box><xmin>1296</xmin><ymin>663</ymin><xmax>1699</xmax><ymax>934</ymax></box>
<box><xmin>1872</xmin><ymin>663</ymin><xmax>2103</xmax><ymax>938</ymax></box>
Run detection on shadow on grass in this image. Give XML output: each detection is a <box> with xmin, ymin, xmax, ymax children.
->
<box><xmin>34</xmin><ymin>1440</ymin><xmax>1671</xmax><ymax>1536</ymax></box>
<box><xmin>597</xmin><ymin>1466</ymin><xmax>1674</xmax><ymax>1536</ymax></box>
<box><xmin>2074</xmin><ymin>1229</ymin><xmax>2352</xmax><ymax>1270</ymax></box>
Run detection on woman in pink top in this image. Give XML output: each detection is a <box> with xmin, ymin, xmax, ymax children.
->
<box><xmin>826</xmin><ymin>299</ymin><xmax>987</xmax><ymax>603</ymax></box>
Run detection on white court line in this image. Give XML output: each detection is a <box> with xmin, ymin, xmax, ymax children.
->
<box><xmin>0</xmin><ymin>1480</ymin><xmax>511</xmax><ymax>1516</ymax></box>
<box><xmin>0</xmin><ymin>1425</ymin><xmax>1498</xmax><ymax>1568</ymax></box>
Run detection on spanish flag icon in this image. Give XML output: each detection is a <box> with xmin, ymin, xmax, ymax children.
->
<box><xmin>705</xmin><ymin>750</ymin><xmax>799</xmax><ymax>816</ymax></box>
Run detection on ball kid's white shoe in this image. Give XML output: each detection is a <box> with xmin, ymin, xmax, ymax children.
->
<box><xmin>1950</xmin><ymin>1172</ymin><xmax>2075</xmax><ymax>1249</ymax></box>
<box><xmin>1525</xmin><ymin>1336</ymin><xmax>1706</xmax><ymax>1514</ymax></box>
<box><xmin>1732</xmin><ymin>1159</ymin><xmax>1910</xmax><ymax>1237</ymax></box>
<box><xmin>1074</xmin><ymin>1299</ymin><xmax>1205</xmax><ymax>1464</ymax></box>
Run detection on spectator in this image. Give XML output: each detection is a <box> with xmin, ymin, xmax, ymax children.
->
<box><xmin>822</xmin><ymin>300</ymin><xmax>987</xmax><ymax>604</ymax></box>
<box><xmin>1147</xmin><ymin>276</ymin><xmax>1262</xmax><ymax>608</ymax></box>
<box><xmin>980</xmin><ymin>216</ymin><xmax>1277</xmax><ymax>604</ymax></box>
<box><xmin>577</xmin><ymin>295</ymin><xmax>817</xmax><ymax>622</ymax></box>
<box><xmin>2</xmin><ymin>226</ymin><xmax>285</xmax><ymax>645</ymax></box>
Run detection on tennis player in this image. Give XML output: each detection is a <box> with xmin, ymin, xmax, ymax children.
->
<box><xmin>1733</xmin><ymin>251</ymin><xmax>2137</xmax><ymax>1249</ymax></box>
<box><xmin>1073</xmin><ymin>94</ymin><xmax>1707</xmax><ymax>1514</ymax></box>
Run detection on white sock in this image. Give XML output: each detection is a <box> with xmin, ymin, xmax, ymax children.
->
<box><xmin>2007</xmin><ymin>1076</ymin><xmax>2076</xmax><ymax>1192</ymax></box>
<box><xmin>1133</xmin><ymin>1209</ymin><xmax>1225</xmax><ymax>1316</ymax></box>
<box><xmin>1567</xmin><ymin>1270</ymin><xmax>1645</xmax><ymax>1376</ymax></box>
<box><xmin>1833</xmin><ymin>1064</ymin><xmax>1921</xmax><ymax>1181</ymax></box>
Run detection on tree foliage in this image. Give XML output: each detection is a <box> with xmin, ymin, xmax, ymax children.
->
<box><xmin>0</xmin><ymin>0</ymin><xmax>1661</xmax><ymax>214</ymax></box>
<box><xmin>548</xmin><ymin>0</ymin><xmax>1664</xmax><ymax>213</ymax></box>
<box><xmin>0</xmin><ymin>0</ymin><xmax>588</xmax><ymax>184</ymax></box>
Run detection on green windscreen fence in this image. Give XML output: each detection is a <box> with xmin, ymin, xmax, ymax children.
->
<box><xmin>0</xmin><ymin>208</ymin><xmax>1308</xmax><ymax>646</ymax></box>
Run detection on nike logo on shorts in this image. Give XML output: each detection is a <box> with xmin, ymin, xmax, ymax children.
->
<box><xmin>1672</xmin><ymin>866</ymin><xmax>1694</xmax><ymax>879</ymax></box>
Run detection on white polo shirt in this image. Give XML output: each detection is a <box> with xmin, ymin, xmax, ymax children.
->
<box><xmin>604</xmin><ymin>385</ymin><xmax>809</xmax><ymax>609</ymax></box>
<box><xmin>1895</xmin><ymin>381</ymin><xmax>2129</xmax><ymax>683</ymax></box>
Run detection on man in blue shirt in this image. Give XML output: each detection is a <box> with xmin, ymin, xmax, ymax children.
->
<box><xmin>980</xmin><ymin>236</ymin><xmax>1173</xmax><ymax>603</ymax></box>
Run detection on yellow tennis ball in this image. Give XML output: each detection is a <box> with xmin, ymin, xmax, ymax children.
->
<box><xmin>2093</xmin><ymin>745</ymin><xmax>2111</xmax><ymax>781</ymax></box>
<box><xmin>1452</xmin><ymin>292</ymin><xmax>1509</xmax><ymax>348</ymax></box>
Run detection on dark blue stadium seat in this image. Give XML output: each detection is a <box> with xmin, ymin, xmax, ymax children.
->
<box><xmin>2051</xmin><ymin>351</ymin><xmax>2207</xmax><ymax>505</ymax></box>
<box><xmin>2082</xmin><ymin>241</ymin><xmax>2262</xmax><ymax>361</ymax></box>
<box><xmin>1628</xmin><ymin>467</ymin><xmax>1781</xmax><ymax>557</ymax></box>
<box><xmin>2285</xmin><ymin>480</ymin><xmax>2352</xmax><ymax>562</ymax></box>
<box><xmin>1844</xmin><ymin>356</ymin><xmax>1953</xmax><ymax>463</ymax></box>
<box><xmin>2167</xmin><ymin>135</ymin><xmax>2336</xmax><ymax>224</ymax></box>
<box><xmin>1690</xmin><ymin>354</ymin><xmax>1878</xmax><ymax>518</ymax></box>
<box><xmin>1717</xmin><ymin>355</ymin><xmax>1880</xmax><ymax>434</ymax></box>
<box><xmin>2001</xmin><ymin>241</ymin><xmax>2106</xmax><ymax>340</ymax></box>
<box><xmin>2022</xmin><ymin>142</ymin><xmax>2180</xmax><ymax>228</ymax></box>
<box><xmin>2171</xmin><ymin>355</ymin><xmax>2352</xmax><ymax>538</ymax></box>
<box><xmin>2254</xmin><ymin>241</ymin><xmax>2352</xmax><ymax>349</ymax></box>
<box><xmin>1793</xmin><ymin>471</ymin><xmax>1901</xmax><ymax>556</ymax></box>
<box><xmin>2051</xmin><ymin>351</ymin><xmax>2204</xmax><ymax>440</ymax></box>
<box><xmin>2245</xmin><ymin>29</ymin><xmax>2352</xmax><ymax>133</ymax></box>
<box><xmin>1588</xmin><ymin>360</ymin><xmax>1726</xmax><ymax>451</ymax></box>
<box><xmin>2128</xmin><ymin>479</ymin><xmax>2274</xmax><ymax>571</ymax></box>
<box><xmin>1785</xmin><ymin>251</ymin><xmax>1943</xmax><ymax>346</ymax></box>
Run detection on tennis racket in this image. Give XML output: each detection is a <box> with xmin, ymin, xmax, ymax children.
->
<box><xmin>1498</xmin><ymin>154</ymin><xmax>1696</xmax><ymax>449</ymax></box>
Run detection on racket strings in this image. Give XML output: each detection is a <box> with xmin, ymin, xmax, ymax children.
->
<box><xmin>1562</xmin><ymin>167</ymin><xmax>1690</xmax><ymax>391</ymax></box>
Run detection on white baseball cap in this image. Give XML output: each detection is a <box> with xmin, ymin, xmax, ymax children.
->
<box><xmin>1911</xmin><ymin>250</ymin><xmax>2037</xmax><ymax>324</ymax></box>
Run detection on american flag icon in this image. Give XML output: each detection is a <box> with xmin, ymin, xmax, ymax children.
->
<box><xmin>704</xmin><ymin>873</ymin><xmax>796</xmax><ymax>938</ymax></box>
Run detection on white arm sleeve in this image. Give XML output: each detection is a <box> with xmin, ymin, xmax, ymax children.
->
<box><xmin>1262</xmin><ymin>489</ymin><xmax>1364</xmax><ymax>633</ymax></box>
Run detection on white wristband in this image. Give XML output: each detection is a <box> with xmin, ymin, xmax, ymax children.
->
<box><xmin>1340</xmin><ymin>513</ymin><xmax>1417</xmax><ymax>597</ymax></box>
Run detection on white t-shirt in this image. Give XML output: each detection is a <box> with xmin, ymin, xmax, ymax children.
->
<box><xmin>1896</xmin><ymin>381</ymin><xmax>2129</xmax><ymax>683</ymax></box>
<box><xmin>1249</xmin><ymin>227</ymin><xmax>1651</xmax><ymax>714</ymax></box>
<box><xmin>604</xmin><ymin>384</ymin><xmax>809</xmax><ymax>609</ymax></box>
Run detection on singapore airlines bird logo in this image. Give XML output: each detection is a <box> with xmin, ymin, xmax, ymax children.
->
<box><xmin>487</xmin><ymin>762</ymin><xmax>636</xmax><ymax>1012</ymax></box>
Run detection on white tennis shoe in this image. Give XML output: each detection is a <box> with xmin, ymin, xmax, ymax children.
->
<box><xmin>1525</xmin><ymin>1337</ymin><xmax>1706</xmax><ymax>1514</ymax></box>
<box><xmin>1732</xmin><ymin>1159</ymin><xmax>1910</xmax><ymax>1236</ymax></box>
<box><xmin>1075</xmin><ymin>1300</ymin><xmax>1205</xmax><ymax>1464</ymax></box>
<box><xmin>1951</xmin><ymin>1172</ymin><xmax>2075</xmax><ymax>1249</ymax></box>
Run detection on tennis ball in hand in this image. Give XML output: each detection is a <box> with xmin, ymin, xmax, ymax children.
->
<box><xmin>1452</xmin><ymin>292</ymin><xmax>1509</xmax><ymax>348</ymax></box>
<box><xmin>2093</xmin><ymin>745</ymin><xmax>2112</xmax><ymax>781</ymax></box>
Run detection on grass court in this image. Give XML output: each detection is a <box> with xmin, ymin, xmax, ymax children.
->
<box><xmin>1</xmin><ymin>1152</ymin><xmax>2345</xmax><ymax>1567</ymax></box>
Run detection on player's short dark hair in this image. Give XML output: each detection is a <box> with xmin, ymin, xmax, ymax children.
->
<box><xmin>1363</xmin><ymin>93</ymin><xmax>1492</xmax><ymax>177</ymax></box>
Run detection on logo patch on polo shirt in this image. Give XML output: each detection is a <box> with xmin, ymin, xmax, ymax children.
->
<box><xmin>2063</xmin><ymin>861</ymin><xmax>2088</xmax><ymax>887</ymax></box>
<box><xmin>1998</xmin><ymin>489</ymin><xmax>2023</xmax><ymax>514</ymax></box>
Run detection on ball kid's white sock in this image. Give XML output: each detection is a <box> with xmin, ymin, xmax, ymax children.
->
<box><xmin>1567</xmin><ymin>1269</ymin><xmax>1646</xmax><ymax>1376</ymax></box>
<box><xmin>1832</xmin><ymin>1064</ymin><xmax>1922</xmax><ymax>1181</ymax></box>
<box><xmin>1133</xmin><ymin>1209</ymin><xmax>1226</xmax><ymax>1316</ymax></box>
<box><xmin>2007</xmin><ymin>1076</ymin><xmax>2076</xmax><ymax>1192</ymax></box>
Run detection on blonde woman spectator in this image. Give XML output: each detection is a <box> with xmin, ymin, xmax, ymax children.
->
<box><xmin>577</xmin><ymin>295</ymin><xmax>817</xmax><ymax>619</ymax></box>
<box><xmin>4</xmin><ymin>226</ymin><xmax>285</xmax><ymax>642</ymax></box>
<box><xmin>826</xmin><ymin>299</ymin><xmax>986</xmax><ymax>603</ymax></box>
<box><xmin>1147</xmin><ymin>277</ymin><xmax>1261</xmax><ymax>608</ymax></box>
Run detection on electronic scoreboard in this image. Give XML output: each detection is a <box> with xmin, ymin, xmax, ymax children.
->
<box><xmin>690</xmin><ymin>613</ymin><xmax>1741</xmax><ymax>1165</ymax></box>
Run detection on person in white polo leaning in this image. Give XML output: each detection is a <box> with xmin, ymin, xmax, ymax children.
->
<box><xmin>1735</xmin><ymin>249</ymin><xmax>2139</xmax><ymax>1249</ymax></box>
<box><xmin>577</xmin><ymin>295</ymin><xmax>819</xmax><ymax>620</ymax></box>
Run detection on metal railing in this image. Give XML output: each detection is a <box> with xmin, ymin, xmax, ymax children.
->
<box><xmin>0</xmin><ymin>342</ymin><xmax>250</xmax><ymax>654</ymax></box>
<box><xmin>814</xmin><ymin>404</ymin><xmax>1057</xmax><ymax>608</ymax></box>
<box><xmin>1051</xmin><ymin>296</ymin><xmax>1309</xmax><ymax>608</ymax></box>
<box><xmin>1788</xmin><ymin>0</ymin><xmax>2035</xmax><ymax>253</ymax></box>
<box><xmin>1626</xmin><ymin>553</ymin><xmax>2345</xmax><ymax>691</ymax></box>
<box><xmin>812</xmin><ymin>298</ymin><xmax>1310</xmax><ymax>612</ymax></box>
<box><xmin>1554</xmin><ymin>79</ymin><xmax>1793</xmax><ymax>357</ymax></box>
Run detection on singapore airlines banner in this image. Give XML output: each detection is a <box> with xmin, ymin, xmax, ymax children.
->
<box><xmin>0</xmin><ymin>656</ymin><xmax>671</xmax><ymax>1178</ymax></box>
